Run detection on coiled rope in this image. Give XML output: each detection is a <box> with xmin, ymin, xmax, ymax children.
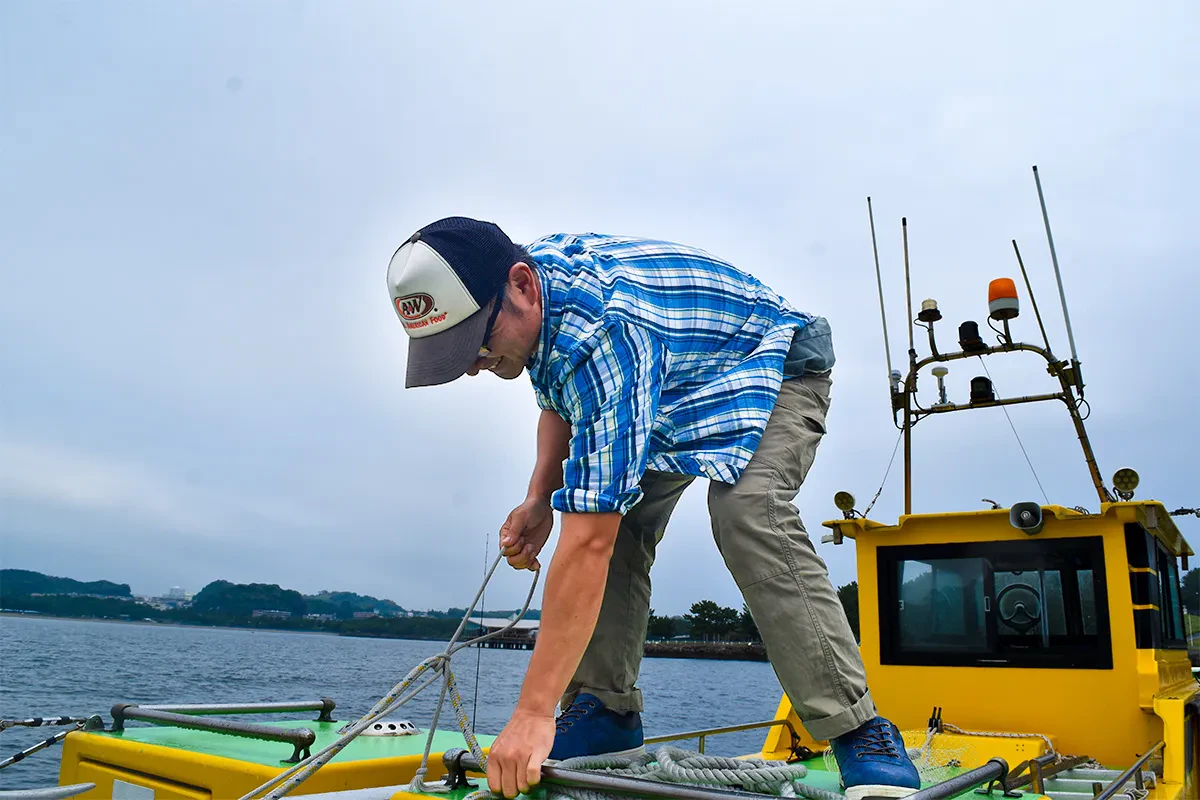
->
<box><xmin>459</xmin><ymin>747</ymin><xmax>843</xmax><ymax>800</ymax></box>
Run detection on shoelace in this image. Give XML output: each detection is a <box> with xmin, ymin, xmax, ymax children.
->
<box><xmin>853</xmin><ymin>722</ymin><xmax>901</xmax><ymax>759</ymax></box>
<box><xmin>555</xmin><ymin>699</ymin><xmax>599</xmax><ymax>732</ymax></box>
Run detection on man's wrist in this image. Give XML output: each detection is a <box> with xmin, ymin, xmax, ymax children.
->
<box><xmin>515</xmin><ymin>690</ymin><xmax>558</xmax><ymax>718</ymax></box>
<box><xmin>526</xmin><ymin>482</ymin><xmax>556</xmax><ymax>505</ymax></box>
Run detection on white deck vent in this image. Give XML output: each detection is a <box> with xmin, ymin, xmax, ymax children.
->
<box><xmin>360</xmin><ymin>720</ymin><xmax>420</xmax><ymax>736</ymax></box>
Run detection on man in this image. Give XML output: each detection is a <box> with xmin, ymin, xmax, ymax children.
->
<box><xmin>387</xmin><ymin>216</ymin><xmax>920</xmax><ymax>800</ymax></box>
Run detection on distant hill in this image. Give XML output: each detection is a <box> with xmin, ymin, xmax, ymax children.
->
<box><xmin>303</xmin><ymin>590</ymin><xmax>404</xmax><ymax>619</ymax></box>
<box><xmin>192</xmin><ymin>580</ymin><xmax>307</xmax><ymax>617</ymax></box>
<box><xmin>0</xmin><ymin>569</ymin><xmax>131</xmax><ymax>598</ymax></box>
<box><xmin>0</xmin><ymin>568</ymin><xmax>537</xmax><ymax>622</ymax></box>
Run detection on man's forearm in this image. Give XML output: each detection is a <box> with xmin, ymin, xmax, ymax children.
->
<box><xmin>527</xmin><ymin>409</ymin><xmax>570</xmax><ymax>502</ymax></box>
<box><xmin>515</xmin><ymin>511</ymin><xmax>621</xmax><ymax>716</ymax></box>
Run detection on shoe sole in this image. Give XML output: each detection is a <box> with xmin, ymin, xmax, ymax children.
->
<box><xmin>545</xmin><ymin>744</ymin><xmax>646</xmax><ymax>765</ymax></box>
<box><xmin>844</xmin><ymin>786</ymin><xmax>919</xmax><ymax>800</ymax></box>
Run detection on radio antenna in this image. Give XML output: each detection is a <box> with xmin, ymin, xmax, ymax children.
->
<box><xmin>867</xmin><ymin>197</ymin><xmax>895</xmax><ymax>389</ymax></box>
<box><xmin>902</xmin><ymin>217</ymin><xmax>914</xmax><ymax>353</ymax></box>
<box><xmin>1011</xmin><ymin>239</ymin><xmax>1053</xmax><ymax>353</ymax></box>
<box><xmin>1032</xmin><ymin>166</ymin><xmax>1081</xmax><ymax>369</ymax></box>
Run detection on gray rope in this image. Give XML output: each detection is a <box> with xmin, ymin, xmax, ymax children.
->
<box><xmin>0</xmin><ymin>784</ymin><xmax>96</xmax><ymax>800</ymax></box>
<box><xmin>462</xmin><ymin>747</ymin><xmax>845</xmax><ymax>800</ymax></box>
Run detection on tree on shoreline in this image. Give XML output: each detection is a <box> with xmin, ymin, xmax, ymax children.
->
<box><xmin>683</xmin><ymin>600</ymin><xmax>740</xmax><ymax>641</ymax></box>
<box><xmin>737</xmin><ymin>604</ymin><xmax>760</xmax><ymax>642</ymax></box>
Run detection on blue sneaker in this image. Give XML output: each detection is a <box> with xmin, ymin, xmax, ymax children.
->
<box><xmin>829</xmin><ymin>717</ymin><xmax>921</xmax><ymax>800</ymax></box>
<box><xmin>548</xmin><ymin>693</ymin><xmax>645</xmax><ymax>761</ymax></box>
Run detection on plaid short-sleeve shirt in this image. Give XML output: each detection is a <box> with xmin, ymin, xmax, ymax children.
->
<box><xmin>525</xmin><ymin>233</ymin><xmax>826</xmax><ymax>515</ymax></box>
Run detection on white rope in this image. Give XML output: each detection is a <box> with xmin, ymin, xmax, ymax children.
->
<box><xmin>236</xmin><ymin>551</ymin><xmax>540</xmax><ymax>800</ymax></box>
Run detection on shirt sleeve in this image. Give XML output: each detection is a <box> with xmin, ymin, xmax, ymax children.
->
<box><xmin>532</xmin><ymin>381</ymin><xmax>560</xmax><ymax>414</ymax></box>
<box><xmin>551</xmin><ymin>320</ymin><xmax>665</xmax><ymax>515</ymax></box>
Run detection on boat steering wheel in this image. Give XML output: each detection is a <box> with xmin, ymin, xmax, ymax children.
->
<box><xmin>996</xmin><ymin>582</ymin><xmax>1042</xmax><ymax>634</ymax></box>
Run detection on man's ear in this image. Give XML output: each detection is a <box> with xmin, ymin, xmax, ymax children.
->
<box><xmin>508</xmin><ymin>262</ymin><xmax>539</xmax><ymax>307</ymax></box>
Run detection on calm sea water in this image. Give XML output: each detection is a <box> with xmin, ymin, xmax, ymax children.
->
<box><xmin>0</xmin><ymin>615</ymin><xmax>784</xmax><ymax>790</ymax></box>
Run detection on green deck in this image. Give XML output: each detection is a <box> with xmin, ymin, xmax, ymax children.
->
<box><xmin>102</xmin><ymin>722</ymin><xmax>978</xmax><ymax>798</ymax></box>
<box><xmin>401</xmin><ymin>758</ymin><xmax>983</xmax><ymax>800</ymax></box>
<box><xmin>102</xmin><ymin>719</ymin><xmax>495</xmax><ymax>767</ymax></box>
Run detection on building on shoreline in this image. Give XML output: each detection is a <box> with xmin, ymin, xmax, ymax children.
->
<box><xmin>250</xmin><ymin>609</ymin><xmax>292</xmax><ymax>619</ymax></box>
<box><xmin>473</xmin><ymin>618</ymin><xmax>539</xmax><ymax>650</ymax></box>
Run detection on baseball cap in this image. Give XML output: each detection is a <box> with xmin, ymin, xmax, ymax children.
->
<box><xmin>387</xmin><ymin>216</ymin><xmax>523</xmax><ymax>388</ymax></box>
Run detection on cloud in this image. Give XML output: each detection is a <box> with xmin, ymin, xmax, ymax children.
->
<box><xmin>0</xmin><ymin>437</ymin><xmax>330</xmax><ymax>539</ymax></box>
<box><xmin>1</xmin><ymin>0</ymin><xmax>1197</xmax><ymax>615</ymax></box>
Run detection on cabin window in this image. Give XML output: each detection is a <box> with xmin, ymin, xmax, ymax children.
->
<box><xmin>878</xmin><ymin>537</ymin><xmax>1112</xmax><ymax>669</ymax></box>
<box><xmin>897</xmin><ymin>558</ymin><xmax>987</xmax><ymax>651</ymax></box>
<box><xmin>1157</xmin><ymin>543</ymin><xmax>1186</xmax><ymax>645</ymax></box>
<box><xmin>1125</xmin><ymin>522</ymin><xmax>1188</xmax><ymax>650</ymax></box>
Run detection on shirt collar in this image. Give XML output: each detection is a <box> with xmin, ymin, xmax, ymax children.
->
<box><xmin>526</xmin><ymin>264</ymin><xmax>556</xmax><ymax>389</ymax></box>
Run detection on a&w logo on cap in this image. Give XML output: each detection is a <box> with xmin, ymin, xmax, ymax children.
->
<box><xmin>395</xmin><ymin>293</ymin><xmax>435</xmax><ymax>320</ymax></box>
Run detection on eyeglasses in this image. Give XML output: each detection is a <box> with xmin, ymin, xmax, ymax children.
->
<box><xmin>477</xmin><ymin>288</ymin><xmax>507</xmax><ymax>360</ymax></box>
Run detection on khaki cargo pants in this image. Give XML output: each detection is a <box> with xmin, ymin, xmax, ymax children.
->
<box><xmin>560</xmin><ymin>371</ymin><xmax>877</xmax><ymax>741</ymax></box>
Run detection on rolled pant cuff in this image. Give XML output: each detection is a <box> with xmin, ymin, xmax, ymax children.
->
<box><xmin>800</xmin><ymin>690</ymin><xmax>878</xmax><ymax>742</ymax></box>
<box><xmin>562</xmin><ymin>686</ymin><xmax>644</xmax><ymax>714</ymax></box>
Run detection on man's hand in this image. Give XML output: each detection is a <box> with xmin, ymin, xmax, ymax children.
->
<box><xmin>500</xmin><ymin>498</ymin><xmax>553</xmax><ymax>571</ymax></box>
<box><xmin>486</xmin><ymin>709</ymin><xmax>554</xmax><ymax>798</ymax></box>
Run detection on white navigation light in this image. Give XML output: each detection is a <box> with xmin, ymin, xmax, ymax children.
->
<box><xmin>918</xmin><ymin>298</ymin><xmax>942</xmax><ymax>323</ymax></box>
<box><xmin>834</xmin><ymin>491</ymin><xmax>856</xmax><ymax>512</ymax></box>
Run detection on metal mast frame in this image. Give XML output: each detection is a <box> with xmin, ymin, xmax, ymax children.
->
<box><xmin>897</xmin><ymin>339</ymin><xmax>1113</xmax><ymax>514</ymax></box>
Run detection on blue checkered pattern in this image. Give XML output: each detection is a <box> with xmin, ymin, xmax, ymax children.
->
<box><xmin>526</xmin><ymin>233</ymin><xmax>822</xmax><ymax>515</ymax></box>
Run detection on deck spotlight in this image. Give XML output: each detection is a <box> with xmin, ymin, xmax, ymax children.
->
<box><xmin>958</xmin><ymin>321</ymin><xmax>987</xmax><ymax>354</ymax></box>
<box><xmin>834</xmin><ymin>491</ymin><xmax>857</xmax><ymax>519</ymax></box>
<box><xmin>988</xmin><ymin>278</ymin><xmax>1020</xmax><ymax>321</ymax></box>
<box><xmin>1113</xmin><ymin>468</ymin><xmax>1139</xmax><ymax>501</ymax></box>
<box><xmin>931</xmin><ymin>366</ymin><xmax>950</xmax><ymax>407</ymax></box>
<box><xmin>970</xmin><ymin>376</ymin><xmax>995</xmax><ymax>403</ymax></box>
<box><xmin>918</xmin><ymin>299</ymin><xmax>942</xmax><ymax>323</ymax></box>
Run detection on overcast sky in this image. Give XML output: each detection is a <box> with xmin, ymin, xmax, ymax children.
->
<box><xmin>2</xmin><ymin>1</ymin><xmax>1197</xmax><ymax>615</ymax></box>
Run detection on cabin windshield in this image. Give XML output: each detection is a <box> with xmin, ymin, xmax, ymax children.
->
<box><xmin>878</xmin><ymin>537</ymin><xmax>1112</xmax><ymax>668</ymax></box>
